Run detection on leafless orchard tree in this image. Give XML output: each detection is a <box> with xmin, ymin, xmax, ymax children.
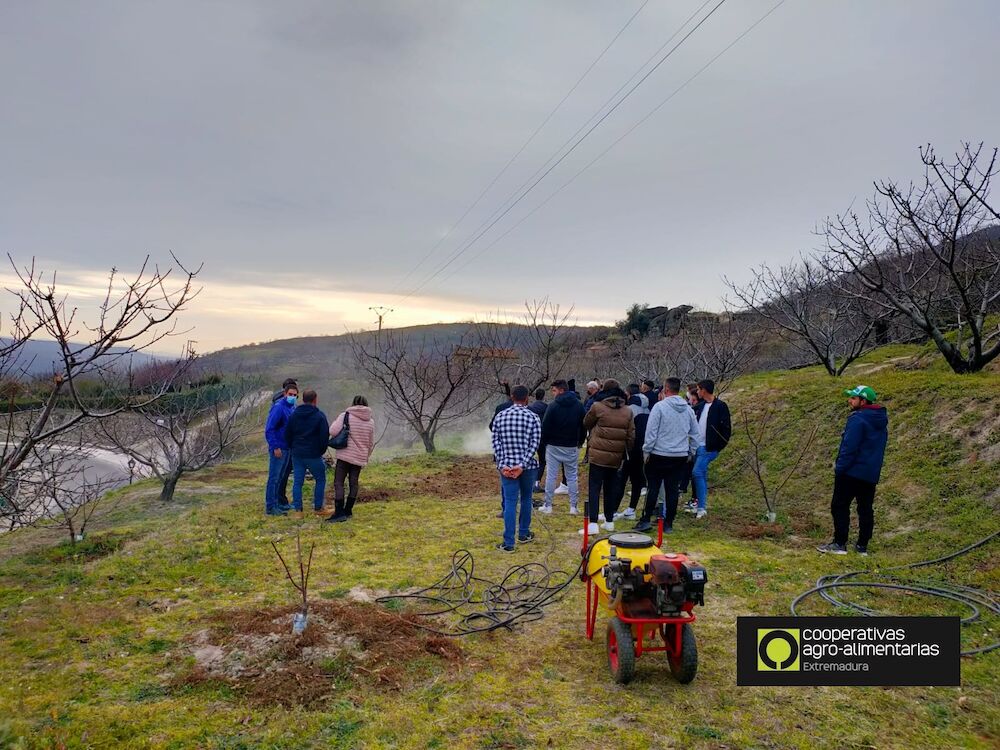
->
<box><xmin>24</xmin><ymin>440</ymin><xmax>119</xmax><ymax>545</ymax></box>
<box><xmin>96</xmin><ymin>368</ymin><xmax>264</xmax><ymax>502</ymax></box>
<box><xmin>820</xmin><ymin>142</ymin><xmax>1000</xmax><ymax>373</ymax></box>
<box><xmin>610</xmin><ymin>310</ymin><xmax>759</xmax><ymax>395</ymax></box>
<box><xmin>348</xmin><ymin>327</ymin><xmax>493</xmax><ymax>453</ymax></box>
<box><xmin>0</xmin><ymin>255</ymin><xmax>199</xmax><ymax>526</ymax></box>
<box><xmin>725</xmin><ymin>258</ymin><xmax>876</xmax><ymax>376</ymax></box>
<box><xmin>475</xmin><ymin>298</ymin><xmax>578</xmax><ymax>394</ymax></box>
<box><xmin>729</xmin><ymin>406</ymin><xmax>821</xmax><ymax>521</ymax></box>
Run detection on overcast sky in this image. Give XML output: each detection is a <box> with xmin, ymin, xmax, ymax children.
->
<box><xmin>2</xmin><ymin>0</ymin><xmax>998</xmax><ymax>353</ymax></box>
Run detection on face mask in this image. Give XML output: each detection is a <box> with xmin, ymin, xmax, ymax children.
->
<box><xmin>286</xmin><ymin>395</ymin><xmax>297</xmax><ymax>405</ymax></box>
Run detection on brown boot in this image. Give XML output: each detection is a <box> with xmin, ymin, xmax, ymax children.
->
<box><xmin>290</xmin><ymin>511</ymin><xmax>304</xmax><ymax>520</ymax></box>
<box><xmin>314</xmin><ymin>508</ymin><xmax>334</xmax><ymax>518</ymax></box>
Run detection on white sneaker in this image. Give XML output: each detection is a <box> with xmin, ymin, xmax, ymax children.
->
<box><xmin>640</xmin><ymin>487</ymin><xmax>647</xmax><ymax>496</ymax></box>
<box><xmin>554</xmin><ymin>483</ymin><xmax>569</xmax><ymax>495</ymax></box>
<box><xmin>569</xmin><ymin>506</ymin><xmax>579</xmax><ymax>515</ymax></box>
<box><xmin>613</xmin><ymin>508</ymin><xmax>635</xmax><ymax>520</ymax></box>
<box><xmin>578</xmin><ymin>522</ymin><xmax>600</xmax><ymax>535</ymax></box>
<box><xmin>695</xmin><ymin>509</ymin><xmax>707</xmax><ymax>519</ymax></box>
<box><xmin>602</xmin><ymin>521</ymin><xmax>615</xmax><ymax>532</ymax></box>
<box><xmin>537</xmin><ymin>505</ymin><xmax>553</xmax><ymax>514</ymax></box>
<box><xmin>684</xmin><ymin>501</ymin><xmax>698</xmax><ymax>514</ymax></box>
<box><xmin>597</xmin><ymin>513</ymin><xmax>606</xmax><ymax>522</ymax></box>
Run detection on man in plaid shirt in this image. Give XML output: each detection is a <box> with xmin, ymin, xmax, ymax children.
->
<box><xmin>491</xmin><ymin>385</ymin><xmax>541</xmax><ymax>552</ymax></box>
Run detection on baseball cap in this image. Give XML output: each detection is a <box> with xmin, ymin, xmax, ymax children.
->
<box><xmin>843</xmin><ymin>385</ymin><xmax>877</xmax><ymax>402</ymax></box>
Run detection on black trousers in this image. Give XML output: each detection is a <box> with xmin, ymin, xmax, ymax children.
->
<box><xmin>621</xmin><ymin>454</ymin><xmax>647</xmax><ymax>510</ymax></box>
<box><xmin>334</xmin><ymin>459</ymin><xmax>362</xmax><ymax>502</ymax></box>
<box><xmin>537</xmin><ymin>441</ymin><xmax>547</xmax><ymax>484</ymax></box>
<box><xmin>678</xmin><ymin>460</ymin><xmax>694</xmax><ymax>495</ymax></box>
<box><xmin>641</xmin><ymin>455</ymin><xmax>688</xmax><ymax>528</ymax></box>
<box><xmin>831</xmin><ymin>473</ymin><xmax>876</xmax><ymax>546</ymax></box>
<box><xmin>278</xmin><ymin>453</ymin><xmax>293</xmax><ymax>502</ymax></box>
<box><xmin>588</xmin><ymin>464</ymin><xmax>621</xmax><ymax>523</ymax></box>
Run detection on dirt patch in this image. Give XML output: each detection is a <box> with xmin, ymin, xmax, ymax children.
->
<box><xmin>173</xmin><ymin>600</ymin><xmax>463</xmax><ymax>708</ymax></box>
<box><xmin>410</xmin><ymin>455</ymin><xmax>499</xmax><ymax>499</ymax></box>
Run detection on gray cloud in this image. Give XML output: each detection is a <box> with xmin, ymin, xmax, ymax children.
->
<box><xmin>1</xmin><ymin>0</ymin><xmax>998</xmax><ymax>350</ymax></box>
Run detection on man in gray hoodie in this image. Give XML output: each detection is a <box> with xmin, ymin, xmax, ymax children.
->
<box><xmin>634</xmin><ymin>377</ymin><xmax>699</xmax><ymax>533</ymax></box>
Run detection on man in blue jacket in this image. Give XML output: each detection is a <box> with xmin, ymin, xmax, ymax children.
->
<box><xmin>264</xmin><ymin>382</ymin><xmax>298</xmax><ymax>515</ymax></box>
<box><xmin>283</xmin><ymin>389</ymin><xmax>331</xmax><ymax>519</ymax></box>
<box><xmin>818</xmin><ymin>385</ymin><xmax>888</xmax><ymax>556</ymax></box>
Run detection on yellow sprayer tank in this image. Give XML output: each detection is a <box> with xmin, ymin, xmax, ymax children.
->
<box><xmin>587</xmin><ymin>532</ymin><xmax>664</xmax><ymax>599</ymax></box>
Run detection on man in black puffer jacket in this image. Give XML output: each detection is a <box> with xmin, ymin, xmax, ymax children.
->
<box><xmin>283</xmin><ymin>389</ymin><xmax>330</xmax><ymax>518</ymax></box>
<box><xmin>539</xmin><ymin>380</ymin><xmax>586</xmax><ymax>515</ymax></box>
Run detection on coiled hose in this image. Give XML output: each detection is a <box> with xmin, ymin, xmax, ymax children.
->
<box><xmin>790</xmin><ymin>530</ymin><xmax>999</xmax><ymax>655</ymax></box>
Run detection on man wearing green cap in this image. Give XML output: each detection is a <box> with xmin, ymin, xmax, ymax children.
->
<box><xmin>818</xmin><ymin>385</ymin><xmax>888</xmax><ymax>556</ymax></box>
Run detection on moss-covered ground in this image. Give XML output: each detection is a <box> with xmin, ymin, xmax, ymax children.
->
<box><xmin>1</xmin><ymin>343</ymin><xmax>997</xmax><ymax>749</ymax></box>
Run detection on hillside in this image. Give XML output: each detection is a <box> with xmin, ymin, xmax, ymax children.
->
<box><xmin>0</xmin><ymin>340</ymin><xmax>997</xmax><ymax>749</ymax></box>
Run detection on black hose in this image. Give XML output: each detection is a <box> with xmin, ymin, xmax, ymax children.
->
<box><xmin>790</xmin><ymin>530</ymin><xmax>999</xmax><ymax>656</ymax></box>
<box><xmin>375</xmin><ymin>548</ymin><xmax>584</xmax><ymax>636</ymax></box>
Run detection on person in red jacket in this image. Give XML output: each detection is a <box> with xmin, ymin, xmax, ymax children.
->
<box><xmin>326</xmin><ymin>396</ymin><xmax>377</xmax><ymax>523</ymax></box>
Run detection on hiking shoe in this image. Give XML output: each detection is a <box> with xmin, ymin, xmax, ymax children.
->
<box><xmin>554</xmin><ymin>483</ymin><xmax>569</xmax><ymax>495</ymax></box>
<box><xmin>632</xmin><ymin>520</ymin><xmax>652</xmax><ymax>532</ymax></box>
<box><xmin>695</xmin><ymin>510</ymin><xmax>707</xmax><ymax>520</ymax></box>
<box><xmin>265</xmin><ymin>508</ymin><xmax>287</xmax><ymax>516</ymax></box>
<box><xmin>855</xmin><ymin>545</ymin><xmax>869</xmax><ymax>556</ymax></box>
<box><xmin>537</xmin><ymin>505</ymin><xmax>553</xmax><ymax>514</ymax></box>
<box><xmin>568</xmin><ymin>506</ymin><xmax>579</xmax><ymax>515</ymax></box>
<box><xmin>289</xmin><ymin>511</ymin><xmax>304</xmax><ymax>520</ymax></box>
<box><xmin>314</xmin><ymin>508</ymin><xmax>334</xmax><ymax>518</ymax></box>
<box><xmin>518</xmin><ymin>532</ymin><xmax>536</xmax><ymax>544</ymax></box>
<box><xmin>601</xmin><ymin>521</ymin><xmax>615</xmax><ymax>532</ymax></box>
<box><xmin>817</xmin><ymin>542</ymin><xmax>847</xmax><ymax>555</ymax></box>
<box><xmin>496</xmin><ymin>543</ymin><xmax>515</xmax><ymax>553</ymax></box>
<box><xmin>578</xmin><ymin>522</ymin><xmax>600</xmax><ymax>535</ymax></box>
<box><xmin>325</xmin><ymin>513</ymin><xmax>348</xmax><ymax>524</ymax></box>
<box><xmin>613</xmin><ymin>507</ymin><xmax>636</xmax><ymax>520</ymax></box>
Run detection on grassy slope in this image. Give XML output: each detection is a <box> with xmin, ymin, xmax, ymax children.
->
<box><xmin>0</xmin><ymin>342</ymin><xmax>998</xmax><ymax>750</ymax></box>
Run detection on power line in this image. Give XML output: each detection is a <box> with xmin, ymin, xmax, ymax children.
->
<box><xmin>437</xmin><ymin>0</ymin><xmax>789</xmax><ymax>284</ymax></box>
<box><xmin>400</xmin><ymin>0</ymin><xmax>730</xmax><ymax>302</ymax></box>
<box><xmin>389</xmin><ymin>0</ymin><xmax>652</xmax><ymax>295</ymax></box>
<box><xmin>407</xmin><ymin>0</ymin><xmax>715</xmax><ymax>295</ymax></box>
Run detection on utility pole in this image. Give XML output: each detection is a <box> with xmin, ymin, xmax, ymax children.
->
<box><xmin>369</xmin><ymin>306</ymin><xmax>393</xmax><ymax>334</ymax></box>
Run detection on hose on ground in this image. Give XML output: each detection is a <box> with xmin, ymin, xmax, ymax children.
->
<box><xmin>790</xmin><ymin>530</ymin><xmax>999</xmax><ymax>656</ymax></box>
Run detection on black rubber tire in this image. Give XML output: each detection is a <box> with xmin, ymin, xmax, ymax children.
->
<box><xmin>607</xmin><ymin>616</ymin><xmax>636</xmax><ymax>684</ymax></box>
<box><xmin>668</xmin><ymin>623</ymin><xmax>698</xmax><ymax>684</ymax></box>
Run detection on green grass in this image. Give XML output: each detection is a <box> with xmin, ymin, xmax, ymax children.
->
<box><xmin>0</xmin><ymin>342</ymin><xmax>997</xmax><ymax>749</ymax></box>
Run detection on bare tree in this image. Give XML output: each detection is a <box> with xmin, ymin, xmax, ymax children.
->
<box><xmin>476</xmin><ymin>298</ymin><xmax>578</xmax><ymax>393</ymax></box>
<box><xmin>96</xmin><ymin>369</ymin><xmax>264</xmax><ymax>502</ymax></box>
<box><xmin>272</xmin><ymin>533</ymin><xmax>315</xmax><ymax>632</ymax></box>
<box><xmin>0</xmin><ymin>255</ymin><xmax>199</xmax><ymax>524</ymax></box>
<box><xmin>349</xmin><ymin>327</ymin><xmax>492</xmax><ymax>453</ymax></box>
<box><xmin>726</xmin><ymin>258</ymin><xmax>877</xmax><ymax>376</ymax></box>
<box><xmin>678</xmin><ymin>311</ymin><xmax>761</xmax><ymax>395</ymax></box>
<box><xmin>730</xmin><ymin>406</ymin><xmax>820</xmax><ymax>521</ymax></box>
<box><xmin>820</xmin><ymin>142</ymin><xmax>1000</xmax><ymax>373</ymax></box>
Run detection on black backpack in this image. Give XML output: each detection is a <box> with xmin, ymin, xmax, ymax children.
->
<box><xmin>328</xmin><ymin>412</ymin><xmax>351</xmax><ymax>450</ymax></box>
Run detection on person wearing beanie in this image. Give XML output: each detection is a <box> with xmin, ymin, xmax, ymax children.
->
<box><xmin>818</xmin><ymin>385</ymin><xmax>889</xmax><ymax>556</ymax></box>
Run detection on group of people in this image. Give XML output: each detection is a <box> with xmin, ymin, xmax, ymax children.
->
<box><xmin>489</xmin><ymin>375</ymin><xmax>732</xmax><ymax>552</ymax></box>
<box><xmin>263</xmin><ymin>378</ymin><xmax>376</xmax><ymax>523</ymax></box>
<box><xmin>491</xmin><ymin>376</ymin><xmax>889</xmax><ymax>557</ymax></box>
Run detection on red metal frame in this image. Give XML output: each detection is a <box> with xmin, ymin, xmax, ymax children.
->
<box><xmin>583</xmin><ymin>577</ymin><xmax>696</xmax><ymax>658</ymax></box>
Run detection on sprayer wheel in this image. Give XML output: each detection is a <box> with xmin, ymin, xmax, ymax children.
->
<box><xmin>668</xmin><ymin>623</ymin><xmax>698</xmax><ymax>684</ymax></box>
<box><xmin>607</xmin><ymin>617</ymin><xmax>636</xmax><ymax>684</ymax></box>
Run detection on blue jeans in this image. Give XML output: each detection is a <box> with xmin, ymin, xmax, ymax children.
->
<box><xmin>692</xmin><ymin>446</ymin><xmax>719</xmax><ymax>511</ymax></box>
<box><xmin>500</xmin><ymin>468</ymin><xmax>536</xmax><ymax>548</ymax></box>
<box><xmin>291</xmin><ymin>456</ymin><xmax>327</xmax><ymax>512</ymax></box>
<box><xmin>265</xmin><ymin>449</ymin><xmax>291</xmax><ymax>511</ymax></box>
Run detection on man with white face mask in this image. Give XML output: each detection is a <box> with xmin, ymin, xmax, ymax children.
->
<box><xmin>264</xmin><ymin>382</ymin><xmax>298</xmax><ymax>516</ymax></box>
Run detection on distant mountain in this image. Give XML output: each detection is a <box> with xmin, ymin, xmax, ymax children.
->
<box><xmin>0</xmin><ymin>338</ymin><xmax>160</xmax><ymax>378</ymax></box>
